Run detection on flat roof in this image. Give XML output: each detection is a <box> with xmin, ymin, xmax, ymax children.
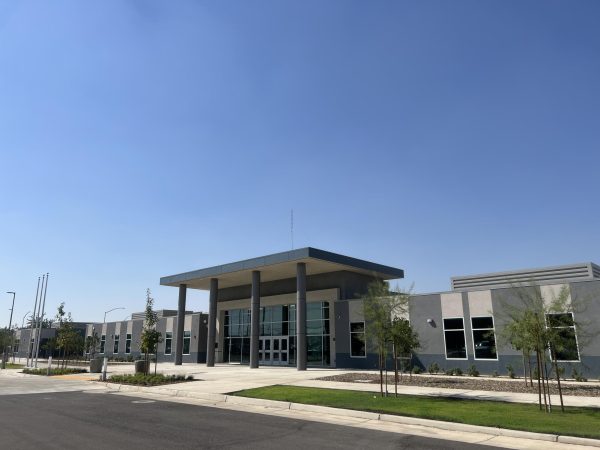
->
<box><xmin>160</xmin><ymin>247</ymin><xmax>404</xmax><ymax>290</ymax></box>
<box><xmin>451</xmin><ymin>262</ymin><xmax>600</xmax><ymax>291</ymax></box>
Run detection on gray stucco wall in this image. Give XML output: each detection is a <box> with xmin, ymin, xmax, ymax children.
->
<box><xmin>407</xmin><ymin>281</ymin><xmax>600</xmax><ymax>378</ymax></box>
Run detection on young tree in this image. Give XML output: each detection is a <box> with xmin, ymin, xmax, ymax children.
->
<box><xmin>85</xmin><ymin>332</ymin><xmax>100</xmax><ymax>360</ymax></box>
<box><xmin>56</xmin><ymin>312</ymin><xmax>82</xmax><ymax>368</ymax></box>
<box><xmin>140</xmin><ymin>289</ymin><xmax>162</xmax><ymax>375</ymax></box>
<box><xmin>501</xmin><ymin>283</ymin><xmax>593</xmax><ymax>413</ymax></box>
<box><xmin>389</xmin><ymin>317</ymin><xmax>420</xmax><ymax>396</ymax></box>
<box><xmin>362</xmin><ymin>280</ymin><xmax>409</xmax><ymax>397</ymax></box>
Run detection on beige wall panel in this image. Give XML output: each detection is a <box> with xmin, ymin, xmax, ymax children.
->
<box><xmin>441</xmin><ymin>292</ymin><xmax>464</xmax><ymax>318</ymax></box>
<box><xmin>467</xmin><ymin>290</ymin><xmax>493</xmax><ymax>317</ymax></box>
<box><xmin>348</xmin><ymin>300</ymin><xmax>364</xmax><ymax>323</ymax></box>
<box><xmin>540</xmin><ymin>284</ymin><xmax>571</xmax><ymax>309</ymax></box>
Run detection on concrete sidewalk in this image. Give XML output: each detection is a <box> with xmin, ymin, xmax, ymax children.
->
<box><xmin>96</xmin><ymin>363</ymin><xmax>600</xmax><ymax>408</ymax></box>
<box><xmin>8</xmin><ymin>362</ymin><xmax>600</xmax><ymax>407</ymax></box>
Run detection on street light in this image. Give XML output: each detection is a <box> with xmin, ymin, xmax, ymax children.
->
<box><xmin>3</xmin><ymin>292</ymin><xmax>15</xmax><ymax>369</ymax></box>
<box><xmin>21</xmin><ymin>311</ymin><xmax>31</xmax><ymax>329</ymax></box>
<box><xmin>104</xmin><ymin>307</ymin><xmax>125</xmax><ymax>323</ymax></box>
<box><xmin>19</xmin><ymin>311</ymin><xmax>30</xmax><ymax>363</ymax></box>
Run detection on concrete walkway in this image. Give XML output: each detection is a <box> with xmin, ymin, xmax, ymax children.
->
<box><xmin>87</xmin><ymin>362</ymin><xmax>600</xmax><ymax>408</ymax></box>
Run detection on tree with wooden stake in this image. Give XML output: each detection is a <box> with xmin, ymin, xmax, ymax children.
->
<box><xmin>389</xmin><ymin>317</ymin><xmax>420</xmax><ymax>397</ymax></box>
<box><xmin>362</xmin><ymin>280</ymin><xmax>409</xmax><ymax>397</ymax></box>
<box><xmin>140</xmin><ymin>289</ymin><xmax>162</xmax><ymax>375</ymax></box>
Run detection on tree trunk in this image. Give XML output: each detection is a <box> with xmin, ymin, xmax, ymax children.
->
<box><xmin>543</xmin><ymin>355</ymin><xmax>552</xmax><ymax>412</ymax></box>
<box><xmin>379</xmin><ymin>349</ymin><xmax>383</xmax><ymax>397</ymax></box>
<box><xmin>522</xmin><ymin>352</ymin><xmax>528</xmax><ymax>387</ymax></box>
<box><xmin>536</xmin><ymin>350</ymin><xmax>543</xmax><ymax>411</ymax></box>
<box><xmin>539</xmin><ymin>349</ymin><xmax>549</xmax><ymax>413</ymax></box>
<box><xmin>551</xmin><ymin>345</ymin><xmax>565</xmax><ymax>412</ymax></box>
<box><xmin>528</xmin><ymin>353</ymin><xmax>533</xmax><ymax>386</ymax></box>
<box><xmin>393</xmin><ymin>343</ymin><xmax>398</xmax><ymax>397</ymax></box>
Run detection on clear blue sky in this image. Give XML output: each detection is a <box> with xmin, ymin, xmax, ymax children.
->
<box><xmin>1</xmin><ymin>1</ymin><xmax>599</xmax><ymax>325</ymax></box>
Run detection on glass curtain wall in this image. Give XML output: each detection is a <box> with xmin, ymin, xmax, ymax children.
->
<box><xmin>223</xmin><ymin>301</ymin><xmax>330</xmax><ymax>366</ymax></box>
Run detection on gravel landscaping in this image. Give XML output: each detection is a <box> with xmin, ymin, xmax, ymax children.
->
<box><xmin>318</xmin><ymin>372</ymin><xmax>600</xmax><ymax>397</ymax></box>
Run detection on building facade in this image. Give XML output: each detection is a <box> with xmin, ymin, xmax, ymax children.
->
<box><xmin>158</xmin><ymin>249</ymin><xmax>600</xmax><ymax>379</ymax></box>
<box><xmin>17</xmin><ymin>249</ymin><xmax>598</xmax><ymax>379</ymax></box>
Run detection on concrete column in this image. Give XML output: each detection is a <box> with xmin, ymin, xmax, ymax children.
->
<box><xmin>175</xmin><ymin>284</ymin><xmax>187</xmax><ymax>366</ymax></box>
<box><xmin>250</xmin><ymin>271</ymin><xmax>261</xmax><ymax>368</ymax></box>
<box><xmin>296</xmin><ymin>262</ymin><xmax>307</xmax><ymax>371</ymax></box>
<box><xmin>206</xmin><ymin>278</ymin><xmax>218</xmax><ymax>367</ymax></box>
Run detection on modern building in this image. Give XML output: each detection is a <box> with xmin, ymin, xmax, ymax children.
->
<box><xmin>13</xmin><ymin>322</ymin><xmax>88</xmax><ymax>360</ymax></box>
<box><xmin>35</xmin><ymin>248</ymin><xmax>596</xmax><ymax>379</ymax></box>
<box><xmin>82</xmin><ymin>309</ymin><xmax>208</xmax><ymax>363</ymax></box>
<box><xmin>159</xmin><ymin>247</ymin><xmax>404</xmax><ymax>369</ymax></box>
<box><xmin>409</xmin><ymin>262</ymin><xmax>600</xmax><ymax>377</ymax></box>
<box><xmin>157</xmin><ymin>248</ymin><xmax>600</xmax><ymax>378</ymax></box>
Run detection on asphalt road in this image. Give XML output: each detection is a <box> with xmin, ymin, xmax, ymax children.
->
<box><xmin>0</xmin><ymin>391</ymin><xmax>503</xmax><ymax>449</ymax></box>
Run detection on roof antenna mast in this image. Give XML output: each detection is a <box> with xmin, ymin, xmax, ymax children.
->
<box><xmin>291</xmin><ymin>209</ymin><xmax>294</xmax><ymax>250</ymax></box>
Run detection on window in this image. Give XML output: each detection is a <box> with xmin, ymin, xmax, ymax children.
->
<box><xmin>443</xmin><ymin>318</ymin><xmax>467</xmax><ymax>359</ymax></box>
<box><xmin>546</xmin><ymin>313</ymin><xmax>579</xmax><ymax>361</ymax></box>
<box><xmin>100</xmin><ymin>335</ymin><xmax>106</xmax><ymax>354</ymax></box>
<box><xmin>113</xmin><ymin>335</ymin><xmax>120</xmax><ymax>354</ymax></box>
<box><xmin>164</xmin><ymin>332</ymin><xmax>172</xmax><ymax>355</ymax></box>
<box><xmin>350</xmin><ymin>322</ymin><xmax>366</xmax><ymax>357</ymax></box>
<box><xmin>125</xmin><ymin>333</ymin><xmax>132</xmax><ymax>354</ymax></box>
<box><xmin>183</xmin><ymin>331</ymin><xmax>191</xmax><ymax>355</ymax></box>
<box><xmin>471</xmin><ymin>316</ymin><xmax>497</xmax><ymax>360</ymax></box>
<box><xmin>14</xmin><ymin>339</ymin><xmax>20</xmax><ymax>353</ymax></box>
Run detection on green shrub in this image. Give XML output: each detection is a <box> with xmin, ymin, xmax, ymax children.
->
<box><xmin>467</xmin><ymin>365</ymin><xmax>479</xmax><ymax>377</ymax></box>
<box><xmin>453</xmin><ymin>368</ymin><xmax>463</xmax><ymax>376</ymax></box>
<box><xmin>107</xmin><ymin>373</ymin><xmax>192</xmax><ymax>386</ymax></box>
<box><xmin>506</xmin><ymin>364</ymin><xmax>515</xmax><ymax>379</ymax></box>
<box><xmin>22</xmin><ymin>368</ymin><xmax>87</xmax><ymax>376</ymax></box>
<box><xmin>572</xmin><ymin>368</ymin><xmax>588</xmax><ymax>382</ymax></box>
<box><xmin>492</xmin><ymin>370</ymin><xmax>499</xmax><ymax>377</ymax></box>
<box><xmin>428</xmin><ymin>362</ymin><xmax>440</xmax><ymax>374</ymax></box>
<box><xmin>412</xmin><ymin>366</ymin><xmax>423</xmax><ymax>374</ymax></box>
<box><xmin>445</xmin><ymin>368</ymin><xmax>454</xmax><ymax>376</ymax></box>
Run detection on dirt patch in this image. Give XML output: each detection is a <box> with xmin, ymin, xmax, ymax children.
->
<box><xmin>317</xmin><ymin>373</ymin><xmax>600</xmax><ymax>397</ymax></box>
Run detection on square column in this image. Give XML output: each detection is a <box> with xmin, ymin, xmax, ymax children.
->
<box><xmin>175</xmin><ymin>284</ymin><xmax>187</xmax><ymax>366</ymax></box>
<box><xmin>206</xmin><ymin>278</ymin><xmax>218</xmax><ymax>367</ymax></box>
<box><xmin>249</xmin><ymin>271</ymin><xmax>260</xmax><ymax>368</ymax></box>
<box><xmin>296</xmin><ymin>262</ymin><xmax>307</xmax><ymax>370</ymax></box>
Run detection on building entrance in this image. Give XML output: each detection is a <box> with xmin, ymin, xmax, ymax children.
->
<box><xmin>259</xmin><ymin>336</ymin><xmax>288</xmax><ymax>365</ymax></box>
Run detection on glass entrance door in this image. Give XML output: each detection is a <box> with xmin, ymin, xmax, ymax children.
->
<box><xmin>259</xmin><ymin>336</ymin><xmax>288</xmax><ymax>366</ymax></box>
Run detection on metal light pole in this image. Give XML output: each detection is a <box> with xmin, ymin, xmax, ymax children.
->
<box><xmin>21</xmin><ymin>312</ymin><xmax>31</xmax><ymax>329</ymax></box>
<box><xmin>2</xmin><ymin>292</ymin><xmax>15</xmax><ymax>369</ymax></box>
<box><xmin>27</xmin><ymin>277</ymin><xmax>41</xmax><ymax>368</ymax></box>
<box><xmin>18</xmin><ymin>311</ymin><xmax>30</xmax><ymax>363</ymax></box>
<box><xmin>34</xmin><ymin>273</ymin><xmax>49</xmax><ymax>368</ymax></box>
<box><xmin>104</xmin><ymin>307</ymin><xmax>125</xmax><ymax>323</ymax></box>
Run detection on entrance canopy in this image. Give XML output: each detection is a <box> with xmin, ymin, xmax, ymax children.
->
<box><xmin>160</xmin><ymin>247</ymin><xmax>404</xmax><ymax>290</ymax></box>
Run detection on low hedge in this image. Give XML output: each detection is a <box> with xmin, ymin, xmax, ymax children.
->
<box><xmin>107</xmin><ymin>373</ymin><xmax>194</xmax><ymax>386</ymax></box>
<box><xmin>22</xmin><ymin>368</ymin><xmax>88</xmax><ymax>376</ymax></box>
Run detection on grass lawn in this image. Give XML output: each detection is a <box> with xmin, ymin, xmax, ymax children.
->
<box><xmin>234</xmin><ymin>385</ymin><xmax>600</xmax><ymax>439</ymax></box>
<box><xmin>4</xmin><ymin>363</ymin><xmax>24</xmax><ymax>369</ymax></box>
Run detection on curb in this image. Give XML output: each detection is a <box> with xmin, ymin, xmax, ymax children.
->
<box><xmin>103</xmin><ymin>383</ymin><xmax>600</xmax><ymax>448</ymax></box>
